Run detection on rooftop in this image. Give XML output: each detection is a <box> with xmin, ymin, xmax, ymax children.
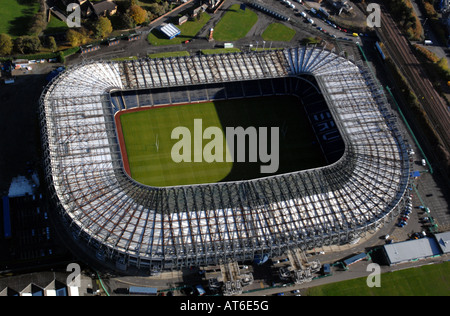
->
<box><xmin>383</xmin><ymin>237</ymin><xmax>442</xmax><ymax>265</ymax></box>
<box><xmin>435</xmin><ymin>232</ymin><xmax>450</xmax><ymax>254</ymax></box>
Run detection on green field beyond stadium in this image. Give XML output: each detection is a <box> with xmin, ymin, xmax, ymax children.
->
<box><xmin>306</xmin><ymin>261</ymin><xmax>450</xmax><ymax>296</ymax></box>
<box><xmin>119</xmin><ymin>96</ymin><xmax>325</xmax><ymax>187</ymax></box>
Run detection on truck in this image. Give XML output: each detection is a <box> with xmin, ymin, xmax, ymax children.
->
<box><xmin>129</xmin><ymin>286</ymin><xmax>158</xmax><ymax>296</ymax></box>
<box><xmin>323</xmin><ymin>263</ymin><xmax>331</xmax><ymax>275</ymax></box>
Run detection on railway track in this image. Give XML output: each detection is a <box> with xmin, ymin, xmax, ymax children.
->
<box><xmin>376</xmin><ymin>6</ymin><xmax>450</xmax><ymax>153</ymax></box>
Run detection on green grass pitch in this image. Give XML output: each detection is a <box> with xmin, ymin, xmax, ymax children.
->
<box><xmin>119</xmin><ymin>96</ymin><xmax>325</xmax><ymax>187</ymax></box>
<box><xmin>305</xmin><ymin>261</ymin><xmax>450</xmax><ymax>296</ymax></box>
<box><xmin>262</xmin><ymin>23</ymin><xmax>296</xmax><ymax>42</ymax></box>
<box><xmin>119</xmin><ymin>102</ymin><xmax>231</xmax><ymax>187</ymax></box>
<box><xmin>212</xmin><ymin>3</ymin><xmax>258</xmax><ymax>41</ymax></box>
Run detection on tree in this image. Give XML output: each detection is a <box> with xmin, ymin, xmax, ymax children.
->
<box><xmin>437</xmin><ymin>57</ymin><xmax>450</xmax><ymax>79</ymax></box>
<box><xmin>0</xmin><ymin>33</ymin><xmax>13</xmax><ymax>56</ymax></box>
<box><xmin>119</xmin><ymin>12</ymin><xmax>136</xmax><ymax>29</ymax></box>
<box><xmin>13</xmin><ymin>36</ymin><xmax>41</xmax><ymax>54</ymax></box>
<box><xmin>128</xmin><ymin>5</ymin><xmax>148</xmax><ymax>25</ymax></box>
<box><xmin>94</xmin><ymin>16</ymin><xmax>113</xmax><ymax>38</ymax></box>
<box><xmin>66</xmin><ymin>29</ymin><xmax>87</xmax><ymax>47</ymax></box>
<box><xmin>147</xmin><ymin>3</ymin><xmax>166</xmax><ymax>16</ymax></box>
<box><xmin>48</xmin><ymin>36</ymin><xmax>57</xmax><ymax>52</ymax></box>
<box><xmin>29</xmin><ymin>11</ymin><xmax>47</xmax><ymax>36</ymax></box>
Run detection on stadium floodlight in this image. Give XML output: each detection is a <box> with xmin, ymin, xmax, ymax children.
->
<box><xmin>40</xmin><ymin>47</ymin><xmax>410</xmax><ymax>272</ymax></box>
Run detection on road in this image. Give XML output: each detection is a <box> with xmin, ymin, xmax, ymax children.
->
<box><xmin>65</xmin><ymin>0</ymin><xmax>364</xmax><ymax>65</ymax></box>
<box><xmin>409</xmin><ymin>0</ymin><xmax>450</xmax><ymax>66</ymax></box>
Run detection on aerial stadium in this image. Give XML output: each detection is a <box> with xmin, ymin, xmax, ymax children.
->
<box><xmin>40</xmin><ymin>47</ymin><xmax>411</xmax><ymax>273</ymax></box>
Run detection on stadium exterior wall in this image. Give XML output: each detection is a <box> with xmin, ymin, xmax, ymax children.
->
<box><xmin>39</xmin><ymin>47</ymin><xmax>411</xmax><ymax>273</ymax></box>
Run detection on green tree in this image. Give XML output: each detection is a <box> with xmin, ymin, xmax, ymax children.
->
<box><xmin>119</xmin><ymin>12</ymin><xmax>135</xmax><ymax>29</ymax></box>
<box><xmin>0</xmin><ymin>33</ymin><xmax>13</xmax><ymax>56</ymax></box>
<box><xmin>13</xmin><ymin>36</ymin><xmax>41</xmax><ymax>54</ymax></box>
<box><xmin>437</xmin><ymin>57</ymin><xmax>450</xmax><ymax>79</ymax></box>
<box><xmin>94</xmin><ymin>17</ymin><xmax>113</xmax><ymax>38</ymax></box>
<box><xmin>29</xmin><ymin>11</ymin><xmax>47</xmax><ymax>36</ymax></box>
<box><xmin>48</xmin><ymin>36</ymin><xmax>57</xmax><ymax>52</ymax></box>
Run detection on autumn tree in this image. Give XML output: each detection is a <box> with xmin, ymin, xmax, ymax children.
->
<box><xmin>94</xmin><ymin>17</ymin><xmax>113</xmax><ymax>38</ymax></box>
<box><xmin>66</xmin><ymin>29</ymin><xmax>88</xmax><ymax>47</ymax></box>
<box><xmin>128</xmin><ymin>5</ymin><xmax>148</xmax><ymax>25</ymax></box>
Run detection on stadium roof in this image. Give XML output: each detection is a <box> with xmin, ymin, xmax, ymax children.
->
<box><xmin>40</xmin><ymin>47</ymin><xmax>410</xmax><ymax>271</ymax></box>
<box><xmin>383</xmin><ymin>237</ymin><xmax>442</xmax><ymax>265</ymax></box>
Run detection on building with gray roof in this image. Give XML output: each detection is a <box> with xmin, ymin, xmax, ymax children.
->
<box><xmin>383</xmin><ymin>237</ymin><xmax>442</xmax><ymax>265</ymax></box>
<box><xmin>434</xmin><ymin>231</ymin><xmax>450</xmax><ymax>254</ymax></box>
